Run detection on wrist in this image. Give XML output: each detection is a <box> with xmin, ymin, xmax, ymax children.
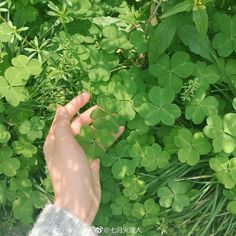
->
<box><xmin>54</xmin><ymin>198</ymin><xmax>94</xmax><ymax>225</ymax></box>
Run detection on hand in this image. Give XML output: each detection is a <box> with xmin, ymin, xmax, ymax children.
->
<box><xmin>43</xmin><ymin>93</ymin><xmax>124</xmax><ymax>225</ymax></box>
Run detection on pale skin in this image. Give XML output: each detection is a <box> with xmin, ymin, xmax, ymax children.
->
<box><xmin>43</xmin><ymin>92</ymin><xmax>124</xmax><ymax>225</ymax></box>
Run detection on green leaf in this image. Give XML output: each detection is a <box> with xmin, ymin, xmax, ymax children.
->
<box><xmin>193</xmin><ymin>62</ymin><xmax>220</xmax><ymax>90</ymax></box>
<box><xmin>204</xmin><ymin>115</ymin><xmax>236</xmax><ymax>153</ymax></box>
<box><xmin>160</xmin><ymin>0</ymin><xmax>193</xmax><ymax>19</ymax></box>
<box><xmin>12</xmin><ymin>137</ymin><xmax>37</xmax><ymax>158</ymax></box>
<box><xmin>157</xmin><ymin>181</ymin><xmax>191</xmax><ymax>212</ymax></box>
<box><xmin>223</xmin><ymin>113</ymin><xmax>236</xmax><ymax>136</ymax></box>
<box><xmin>212</xmin><ymin>13</ymin><xmax>236</xmax><ymax>57</ymax></box>
<box><xmin>141</xmin><ymin>144</ymin><xmax>170</xmax><ymax>172</ymax></box>
<box><xmin>27</xmin><ymin>59</ymin><xmax>42</xmax><ymax>75</ymax></box>
<box><xmin>193</xmin><ymin>8</ymin><xmax>208</xmax><ymax>36</ymax></box>
<box><xmin>233</xmin><ymin>98</ymin><xmax>236</xmax><ymax>110</ymax></box>
<box><xmin>148</xmin><ymin>16</ymin><xmax>177</xmax><ymax>64</ymax></box>
<box><xmin>129</xmin><ymin>30</ymin><xmax>147</xmax><ymax>53</ymax></box>
<box><xmin>122</xmin><ymin>176</ymin><xmax>146</xmax><ymax>200</ymax></box>
<box><xmin>0</xmin><ymin>146</ymin><xmax>20</xmax><ymax>177</ymax></box>
<box><xmin>76</xmin><ymin>125</ymin><xmax>115</xmax><ymax>160</ymax></box>
<box><xmin>185</xmin><ymin>90</ymin><xmax>219</xmax><ymax>124</ymax></box>
<box><xmin>175</xmin><ymin>129</ymin><xmax>211</xmax><ymax>166</ymax></box>
<box><xmin>209</xmin><ymin>156</ymin><xmax>236</xmax><ymax>189</ymax></box>
<box><xmin>88</xmin><ymin>65</ymin><xmax>111</xmax><ymax>82</ymax></box>
<box><xmin>131</xmin><ymin>202</ymin><xmax>145</xmax><ymax>219</ymax></box>
<box><xmin>0</xmin><ymin>123</ymin><xmax>11</xmax><ymax>143</ymax></box>
<box><xmin>0</xmin><ymin>22</ymin><xmax>14</xmax><ymax>42</ymax></box>
<box><xmin>149</xmin><ymin>52</ymin><xmax>194</xmax><ymax>93</ymax></box>
<box><xmin>13</xmin><ymin>198</ymin><xmax>33</xmax><ymax>224</ymax></box>
<box><xmin>177</xmin><ymin>25</ymin><xmax>214</xmax><ymax>62</ymax></box>
<box><xmin>226</xmin><ymin>201</ymin><xmax>236</xmax><ymax>214</ymax></box>
<box><xmin>138</xmin><ymin>86</ymin><xmax>181</xmax><ymax>126</ymax></box>
<box><xmin>101</xmin><ymin>24</ymin><xmax>132</xmax><ymax>53</ymax></box>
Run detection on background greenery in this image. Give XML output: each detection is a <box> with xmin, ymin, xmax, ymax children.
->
<box><xmin>0</xmin><ymin>0</ymin><xmax>236</xmax><ymax>235</ymax></box>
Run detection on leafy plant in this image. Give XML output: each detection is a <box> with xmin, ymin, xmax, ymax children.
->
<box><xmin>1</xmin><ymin>0</ymin><xmax>236</xmax><ymax>235</ymax></box>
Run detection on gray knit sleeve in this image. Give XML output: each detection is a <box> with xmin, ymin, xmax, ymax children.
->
<box><xmin>28</xmin><ymin>204</ymin><xmax>98</xmax><ymax>236</ymax></box>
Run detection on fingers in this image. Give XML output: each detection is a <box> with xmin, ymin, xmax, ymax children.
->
<box><xmin>64</xmin><ymin>92</ymin><xmax>90</xmax><ymax>119</ymax></box>
<box><xmin>53</xmin><ymin>105</ymin><xmax>74</xmax><ymax>143</ymax></box>
<box><xmin>71</xmin><ymin>105</ymin><xmax>98</xmax><ymax>135</ymax></box>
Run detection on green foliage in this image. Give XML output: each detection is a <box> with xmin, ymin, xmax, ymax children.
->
<box><xmin>204</xmin><ymin>114</ymin><xmax>236</xmax><ymax>153</ymax></box>
<box><xmin>174</xmin><ymin>128</ymin><xmax>211</xmax><ymax>166</ymax></box>
<box><xmin>1</xmin><ymin>0</ymin><xmax>236</xmax><ymax>235</ymax></box>
<box><xmin>157</xmin><ymin>181</ymin><xmax>191</xmax><ymax>212</ymax></box>
<box><xmin>209</xmin><ymin>156</ymin><xmax>236</xmax><ymax>189</ymax></box>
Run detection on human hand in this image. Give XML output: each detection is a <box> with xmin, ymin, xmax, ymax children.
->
<box><xmin>43</xmin><ymin>93</ymin><xmax>124</xmax><ymax>225</ymax></box>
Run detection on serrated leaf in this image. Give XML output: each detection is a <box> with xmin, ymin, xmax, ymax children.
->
<box><xmin>148</xmin><ymin>17</ymin><xmax>177</xmax><ymax>64</ymax></box>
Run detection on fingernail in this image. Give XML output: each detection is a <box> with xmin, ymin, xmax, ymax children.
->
<box><xmin>83</xmin><ymin>91</ymin><xmax>90</xmax><ymax>97</ymax></box>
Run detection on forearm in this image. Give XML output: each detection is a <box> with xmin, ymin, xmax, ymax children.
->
<box><xmin>28</xmin><ymin>204</ymin><xmax>97</xmax><ymax>236</ymax></box>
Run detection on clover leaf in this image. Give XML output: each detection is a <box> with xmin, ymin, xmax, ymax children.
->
<box><xmin>193</xmin><ymin>62</ymin><xmax>220</xmax><ymax>90</ymax></box>
<box><xmin>185</xmin><ymin>89</ymin><xmax>219</xmax><ymax>124</ymax></box>
<box><xmin>141</xmin><ymin>143</ymin><xmax>171</xmax><ymax>172</ymax></box>
<box><xmin>101</xmin><ymin>140</ymin><xmax>139</xmax><ymax>179</ymax></box>
<box><xmin>212</xmin><ymin>13</ymin><xmax>236</xmax><ymax>57</ymax></box>
<box><xmin>91</xmin><ymin>108</ymin><xmax>120</xmax><ymax>133</ymax></box>
<box><xmin>203</xmin><ymin>114</ymin><xmax>236</xmax><ymax>153</ymax></box>
<box><xmin>88</xmin><ymin>51</ymin><xmax>119</xmax><ymax>82</ymax></box>
<box><xmin>141</xmin><ymin>199</ymin><xmax>160</xmax><ymax>227</ymax></box>
<box><xmin>122</xmin><ymin>176</ymin><xmax>146</xmax><ymax>200</ymax></box>
<box><xmin>12</xmin><ymin>55</ymin><xmax>42</xmax><ymax>76</ymax></box>
<box><xmin>157</xmin><ymin>181</ymin><xmax>191</xmax><ymax>212</ymax></box>
<box><xmin>0</xmin><ymin>22</ymin><xmax>14</xmax><ymax>42</ymax></box>
<box><xmin>233</xmin><ymin>98</ymin><xmax>236</xmax><ymax>110</ymax></box>
<box><xmin>76</xmin><ymin>125</ymin><xmax>115</xmax><ymax>160</ymax></box>
<box><xmin>98</xmin><ymin>70</ymin><xmax>138</xmax><ymax>121</ymax></box>
<box><xmin>129</xmin><ymin>30</ymin><xmax>147</xmax><ymax>53</ymax></box>
<box><xmin>0</xmin><ymin>55</ymin><xmax>42</xmax><ymax>106</ymax></box>
<box><xmin>131</xmin><ymin>199</ymin><xmax>160</xmax><ymax>226</ymax></box>
<box><xmin>19</xmin><ymin>116</ymin><xmax>45</xmax><ymax>141</ymax></box>
<box><xmin>0</xmin><ymin>70</ymin><xmax>29</xmax><ymax>107</ymax></box>
<box><xmin>12</xmin><ymin>186</ymin><xmax>46</xmax><ymax>224</ymax></box>
<box><xmin>110</xmin><ymin>196</ymin><xmax>131</xmax><ymax>216</ymax></box>
<box><xmin>174</xmin><ymin>129</ymin><xmax>211</xmax><ymax>166</ymax></box>
<box><xmin>209</xmin><ymin>156</ymin><xmax>236</xmax><ymax>189</ymax></box>
<box><xmin>0</xmin><ymin>146</ymin><xmax>20</xmax><ymax>177</ymax></box>
<box><xmin>137</xmin><ymin>86</ymin><xmax>181</xmax><ymax>126</ymax></box>
<box><xmin>101</xmin><ymin>24</ymin><xmax>132</xmax><ymax>53</ymax></box>
<box><xmin>149</xmin><ymin>52</ymin><xmax>195</xmax><ymax>93</ymax></box>
<box><xmin>12</xmin><ymin>137</ymin><xmax>37</xmax><ymax>158</ymax></box>
<box><xmin>0</xmin><ymin>123</ymin><xmax>11</xmax><ymax>143</ymax></box>
<box><xmin>223</xmin><ymin>187</ymin><xmax>236</xmax><ymax>214</ymax></box>
<box><xmin>108</xmin><ymin>71</ymin><xmax>138</xmax><ymax>121</ymax></box>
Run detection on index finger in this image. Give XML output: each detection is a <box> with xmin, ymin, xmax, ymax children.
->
<box><xmin>64</xmin><ymin>92</ymin><xmax>90</xmax><ymax>119</ymax></box>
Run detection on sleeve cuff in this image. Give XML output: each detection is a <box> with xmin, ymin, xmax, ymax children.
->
<box><xmin>28</xmin><ymin>203</ymin><xmax>97</xmax><ymax>236</ymax></box>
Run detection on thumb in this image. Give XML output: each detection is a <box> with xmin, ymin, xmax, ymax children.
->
<box><xmin>54</xmin><ymin>105</ymin><xmax>73</xmax><ymax>141</ymax></box>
